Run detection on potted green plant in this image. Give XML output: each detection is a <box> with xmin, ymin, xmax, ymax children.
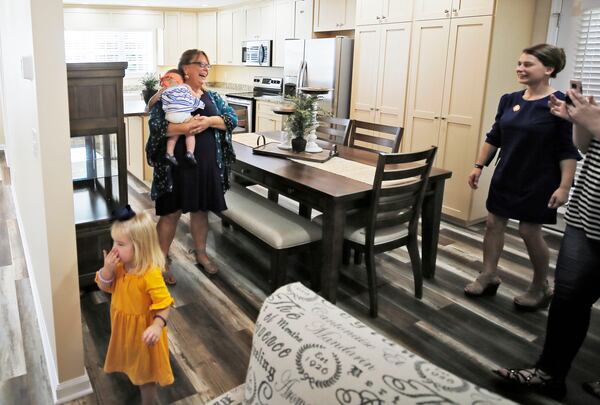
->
<box><xmin>285</xmin><ymin>94</ymin><xmax>319</xmax><ymax>153</ymax></box>
<box><xmin>140</xmin><ymin>72</ymin><xmax>159</xmax><ymax>104</ymax></box>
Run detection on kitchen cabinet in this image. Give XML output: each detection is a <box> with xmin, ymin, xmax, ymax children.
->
<box><xmin>414</xmin><ymin>0</ymin><xmax>494</xmax><ymax>21</ymax></box>
<box><xmin>246</xmin><ymin>2</ymin><xmax>275</xmax><ymax>40</ymax></box>
<box><xmin>313</xmin><ymin>0</ymin><xmax>356</xmax><ymax>32</ymax></box>
<box><xmin>163</xmin><ymin>11</ymin><xmax>198</xmax><ymax>66</ymax></box>
<box><xmin>294</xmin><ymin>0</ymin><xmax>309</xmax><ymax>39</ymax></box>
<box><xmin>403</xmin><ymin>15</ymin><xmax>494</xmax><ymax>222</ymax></box>
<box><xmin>256</xmin><ymin>100</ymin><xmax>287</xmax><ymax>132</ymax></box>
<box><xmin>217</xmin><ymin>10</ymin><xmax>233</xmax><ymax>64</ymax></box>
<box><xmin>350</xmin><ymin>22</ymin><xmax>411</xmax><ymax>132</ymax></box>
<box><xmin>232</xmin><ymin>8</ymin><xmax>246</xmax><ymax>65</ymax></box>
<box><xmin>274</xmin><ymin>0</ymin><xmax>295</xmax><ymax>67</ymax></box>
<box><xmin>198</xmin><ymin>12</ymin><xmax>217</xmax><ymax>63</ymax></box>
<box><xmin>125</xmin><ymin>116</ymin><xmax>144</xmax><ymax>181</ymax></box>
<box><xmin>356</xmin><ymin>0</ymin><xmax>413</xmax><ymax>26</ymax></box>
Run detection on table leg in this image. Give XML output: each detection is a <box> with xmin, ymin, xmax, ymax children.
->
<box><xmin>421</xmin><ymin>180</ymin><xmax>446</xmax><ymax>279</ymax></box>
<box><xmin>320</xmin><ymin>203</ymin><xmax>346</xmax><ymax>303</ymax></box>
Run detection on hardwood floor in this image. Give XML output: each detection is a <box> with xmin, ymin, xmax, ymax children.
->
<box><xmin>1</xmin><ymin>151</ymin><xmax>599</xmax><ymax>404</ymax></box>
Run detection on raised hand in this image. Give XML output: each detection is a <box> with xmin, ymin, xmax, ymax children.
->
<box><xmin>102</xmin><ymin>247</ymin><xmax>120</xmax><ymax>273</ymax></box>
<box><xmin>549</xmin><ymin>94</ymin><xmax>570</xmax><ymax>121</ymax></box>
<box><xmin>566</xmin><ymin>90</ymin><xmax>600</xmax><ymax>130</ymax></box>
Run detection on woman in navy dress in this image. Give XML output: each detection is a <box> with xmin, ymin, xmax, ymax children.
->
<box><xmin>465</xmin><ymin>44</ymin><xmax>580</xmax><ymax>310</ymax></box>
<box><xmin>146</xmin><ymin>49</ymin><xmax>237</xmax><ymax>284</ymax></box>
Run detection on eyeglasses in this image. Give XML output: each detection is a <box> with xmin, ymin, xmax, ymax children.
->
<box><xmin>189</xmin><ymin>62</ymin><xmax>211</xmax><ymax>69</ymax></box>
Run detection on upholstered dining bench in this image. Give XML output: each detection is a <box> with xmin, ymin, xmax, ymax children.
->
<box><xmin>221</xmin><ymin>184</ymin><xmax>322</xmax><ymax>290</ymax></box>
<box><xmin>206</xmin><ymin>283</ymin><xmax>515</xmax><ymax>405</ymax></box>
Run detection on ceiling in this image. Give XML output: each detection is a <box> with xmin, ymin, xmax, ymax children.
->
<box><xmin>63</xmin><ymin>0</ymin><xmax>243</xmax><ymax>8</ymax></box>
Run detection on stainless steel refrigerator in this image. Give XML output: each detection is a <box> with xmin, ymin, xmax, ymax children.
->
<box><xmin>284</xmin><ymin>37</ymin><xmax>354</xmax><ymax>118</ymax></box>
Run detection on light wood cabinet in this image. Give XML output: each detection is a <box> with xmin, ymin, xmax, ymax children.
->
<box><xmin>414</xmin><ymin>0</ymin><xmax>494</xmax><ymax>21</ymax></box>
<box><xmin>256</xmin><ymin>101</ymin><xmax>287</xmax><ymax>132</ymax></box>
<box><xmin>403</xmin><ymin>15</ymin><xmax>497</xmax><ymax>222</ymax></box>
<box><xmin>163</xmin><ymin>12</ymin><xmax>198</xmax><ymax>66</ymax></box>
<box><xmin>125</xmin><ymin>116</ymin><xmax>153</xmax><ymax>183</ymax></box>
<box><xmin>246</xmin><ymin>2</ymin><xmax>275</xmax><ymax>40</ymax></box>
<box><xmin>197</xmin><ymin>12</ymin><xmax>217</xmax><ymax>64</ymax></box>
<box><xmin>217</xmin><ymin>10</ymin><xmax>233</xmax><ymax>65</ymax></box>
<box><xmin>356</xmin><ymin>0</ymin><xmax>413</xmax><ymax>26</ymax></box>
<box><xmin>350</xmin><ymin>22</ymin><xmax>411</xmax><ymax>130</ymax></box>
<box><xmin>313</xmin><ymin>0</ymin><xmax>356</xmax><ymax>32</ymax></box>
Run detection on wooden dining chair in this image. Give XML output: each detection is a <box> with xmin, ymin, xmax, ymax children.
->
<box><xmin>315</xmin><ymin>116</ymin><xmax>352</xmax><ymax>145</ymax></box>
<box><xmin>348</xmin><ymin>120</ymin><xmax>403</xmax><ymax>153</ymax></box>
<box><xmin>342</xmin><ymin>146</ymin><xmax>437</xmax><ymax>317</ymax></box>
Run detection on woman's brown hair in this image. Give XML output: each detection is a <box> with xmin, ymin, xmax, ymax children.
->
<box><xmin>522</xmin><ymin>44</ymin><xmax>566</xmax><ymax>78</ymax></box>
<box><xmin>177</xmin><ymin>49</ymin><xmax>210</xmax><ymax>78</ymax></box>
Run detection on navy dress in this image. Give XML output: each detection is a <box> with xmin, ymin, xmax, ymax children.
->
<box><xmin>155</xmin><ymin>92</ymin><xmax>227</xmax><ymax>215</ymax></box>
<box><xmin>485</xmin><ymin>91</ymin><xmax>580</xmax><ymax>224</ymax></box>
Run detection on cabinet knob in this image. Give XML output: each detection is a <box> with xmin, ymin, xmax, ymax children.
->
<box><xmin>441</xmin><ymin>117</ymin><xmax>447</xmax><ymax>120</ymax></box>
<box><xmin>375</xmin><ymin>108</ymin><xmax>380</xmax><ymax>111</ymax></box>
<box><xmin>434</xmin><ymin>116</ymin><xmax>439</xmax><ymax>119</ymax></box>
<box><xmin>376</xmin><ymin>16</ymin><xmax>380</xmax><ymax>20</ymax></box>
<box><xmin>370</xmin><ymin>107</ymin><xmax>375</xmax><ymax>111</ymax></box>
<box><xmin>452</xmin><ymin>8</ymin><xmax>457</xmax><ymax>13</ymax></box>
<box><xmin>381</xmin><ymin>15</ymin><xmax>386</xmax><ymax>19</ymax></box>
<box><xmin>444</xmin><ymin>9</ymin><xmax>450</xmax><ymax>15</ymax></box>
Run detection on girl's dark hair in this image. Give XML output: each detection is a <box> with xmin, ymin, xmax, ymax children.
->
<box><xmin>522</xmin><ymin>44</ymin><xmax>566</xmax><ymax>78</ymax></box>
<box><xmin>177</xmin><ymin>49</ymin><xmax>210</xmax><ymax>77</ymax></box>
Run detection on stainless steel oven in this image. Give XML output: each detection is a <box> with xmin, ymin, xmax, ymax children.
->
<box><xmin>225</xmin><ymin>95</ymin><xmax>254</xmax><ymax>134</ymax></box>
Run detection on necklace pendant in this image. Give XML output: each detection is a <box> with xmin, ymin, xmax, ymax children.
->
<box><xmin>513</xmin><ymin>104</ymin><xmax>521</xmax><ymax>112</ymax></box>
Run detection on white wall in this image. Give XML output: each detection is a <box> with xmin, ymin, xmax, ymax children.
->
<box><xmin>0</xmin><ymin>0</ymin><xmax>90</xmax><ymax>403</ymax></box>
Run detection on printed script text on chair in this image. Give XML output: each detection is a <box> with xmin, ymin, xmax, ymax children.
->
<box><xmin>315</xmin><ymin>116</ymin><xmax>352</xmax><ymax>145</ymax></box>
<box><xmin>348</xmin><ymin>120</ymin><xmax>403</xmax><ymax>153</ymax></box>
<box><xmin>343</xmin><ymin>146</ymin><xmax>437</xmax><ymax>317</ymax></box>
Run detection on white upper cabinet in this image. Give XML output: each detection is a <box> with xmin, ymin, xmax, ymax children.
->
<box><xmin>246</xmin><ymin>2</ymin><xmax>275</xmax><ymax>40</ymax></box>
<box><xmin>313</xmin><ymin>0</ymin><xmax>356</xmax><ymax>32</ymax></box>
<box><xmin>414</xmin><ymin>0</ymin><xmax>494</xmax><ymax>20</ymax></box>
<box><xmin>294</xmin><ymin>0</ymin><xmax>309</xmax><ymax>39</ymax></box>
<box><xmin>452</xmin><ymin>0</ymin><xmax>495</xmax><ymax>18</ymax></box>
<box><xmin>217</xmin><ymin>10</ymin><xmax>233</xmax><ymax>64</ymax></box>
<box><xmin>274</xmin><ymin>0</ymin><xmax>295</xmax><ymax>67</ymax></box>
<box><xmin>356</xmin><ymin>0</ymin><xmax>413</xmax><ymax>25</ymax></box>
<box><xmin>163</xmin><ymin>12</ymin><xmax>198</xmax><ymax>66</ymax></box>
<box><xmin>232</xmin><ymin>8</ymin><xmax>246</xmax><ymax>65</ymax></box>
<box><xmin>197</xmin><ymin>12</ymin><xmax>217</xmax><ymax>63</ymax></box>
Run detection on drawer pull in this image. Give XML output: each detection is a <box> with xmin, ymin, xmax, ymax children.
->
<box><xmin>287</xmin><ymin>187</ymin><xmax>295</xmax><ymax>194</ymax></box>
<box><xmin>241</xmin><ymin>168</ymin><xmax>250</xmax><ymax>175</ymax></box>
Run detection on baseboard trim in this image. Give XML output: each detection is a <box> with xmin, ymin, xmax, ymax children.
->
<box><xmin>55</xmin><ymin>372</ymin><xmax>94</xmax><ymax>404</ymax></box>
<box><xmin>11</xmin><ymin>184</ymin><xmax>93</xmax><ymax>404</ymax></box>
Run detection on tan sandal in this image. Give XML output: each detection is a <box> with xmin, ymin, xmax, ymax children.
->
<box><xmin>196</xmin><ymin>251</ymin><xmax>218</xmax><ymax>275</ymax></box>
<box><xmin>464</xmin><ymin>274</ymin><xmax>501</xmax><ymax>297</ymax></box>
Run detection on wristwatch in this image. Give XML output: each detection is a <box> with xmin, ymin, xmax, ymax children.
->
<box><xmin>473</xmin><ymin>163</ymin><xmax>484</xmax><ymax>169</ymax></box>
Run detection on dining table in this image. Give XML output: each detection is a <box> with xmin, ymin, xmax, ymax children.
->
<box><xmin>230</xmin><ymin>131</ymin><xmax>452</xmax><ymax>303</ymax></box>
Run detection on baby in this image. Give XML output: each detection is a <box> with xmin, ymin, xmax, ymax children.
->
<box><xmin>160</xmin><ymin>69</ymin><xmax>205</xmax><ymax>166</ymax></box>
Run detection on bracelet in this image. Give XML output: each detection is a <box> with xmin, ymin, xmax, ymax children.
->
<box><xmin>153</xmin><ymin>314</ymin><xmax>167</xmax><ymax>328</ymax></box>
<box><xmin>96</xmin><ymin>270</ymin><xmax>114</xmax><ymax>284</ymax></box>
<box><xmin>473</xmin><ymin>163</ymin><xmax>484</xmax><ymax>170</ymax></box>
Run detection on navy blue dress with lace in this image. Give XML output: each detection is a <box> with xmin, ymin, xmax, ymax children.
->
<box><xmin>485</xmin><ymin>90</ymin><xmax>580</xmax><ymax>224</ymax></box>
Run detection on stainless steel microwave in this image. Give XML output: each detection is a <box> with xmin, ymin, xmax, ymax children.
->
<box><xmin>242</xmin><ymin>40</ymin><xmax>272</xmax><ymax>66</ymax></box>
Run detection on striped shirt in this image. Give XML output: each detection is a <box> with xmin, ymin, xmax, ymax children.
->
<box><xmin>161</xmin><ymin>85</ymin><xmax>205</xmax><ymax>114</ymax></box>
<box><xmin>565</xmin><ymin>138</ymin><xmax>600</xmax><ymax>241</ymax></box>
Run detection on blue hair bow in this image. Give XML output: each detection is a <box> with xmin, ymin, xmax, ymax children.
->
<box><xmin>112</xmin><ymin>204</ymin><xmax>136</xmax><ymax>221</ymax></box>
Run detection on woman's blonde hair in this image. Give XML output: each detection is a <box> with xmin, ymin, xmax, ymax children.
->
<box><xmin>111</xmin><ymin>211</ymin><xmax>165</xmax><ymax>275</ymax></box>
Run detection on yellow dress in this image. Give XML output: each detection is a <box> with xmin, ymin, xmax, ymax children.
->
<box><xmin>96</xmin><ymin>263</ymin><xmax>174</xmax><ymax>386</ymax></box>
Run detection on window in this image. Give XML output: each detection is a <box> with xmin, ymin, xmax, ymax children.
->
<box><xmin>574</xmin><ymin>8</ymin><xmax>600</xmax><ymax>97</ymax></box>
<box><xmin>64</xmin><ymin>31</ymin><xmax>155</xmax><ymax>79</ymax></box>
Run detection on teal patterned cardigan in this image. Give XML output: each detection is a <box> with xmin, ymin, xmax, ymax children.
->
<box><xmin>146</xmin><ymin>91</ymin><xmax>237</xmax><ymax>200</ymax></box>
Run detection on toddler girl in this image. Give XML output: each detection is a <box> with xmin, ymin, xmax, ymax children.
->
<box><xmin>96</xmin><ymin>206</ymin><xmax>174</xmax><ymax>405</ymax></box>
<box><xmin>160</xmin><ymin>69</ymin><xmax>205</xmax><ymax>166</ymax></box>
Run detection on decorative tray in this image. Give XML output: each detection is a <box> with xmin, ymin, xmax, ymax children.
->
<box><xmin>252</xmin><ymin>137</ymin><xmax>335</xmax><ymax>163</ymax></box>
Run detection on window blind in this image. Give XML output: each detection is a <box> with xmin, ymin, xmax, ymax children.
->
<box><xmin>64</xmin><ymin>31</ymin><xmax>154</xmax><ymax>79</ymax></box>
<box><xmin>574</xmin><ymin>8</ymin><xmax>600</xmax><ymax>97</ymax></box>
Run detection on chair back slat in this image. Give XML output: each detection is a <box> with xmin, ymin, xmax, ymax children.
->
<box><xmin>364</xmin><ymin>147</ymin><xmax>437</xmax><ymax>246</ymax></box>
<box><xmin>348</xmin><ymin>120</ymin><xmax>403</xmax><ymax>153</ymax></box>
<box><xmin>315</xmin><ymin>116</ymin><xmax>351</xmax><ymax>145</ymax></box>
